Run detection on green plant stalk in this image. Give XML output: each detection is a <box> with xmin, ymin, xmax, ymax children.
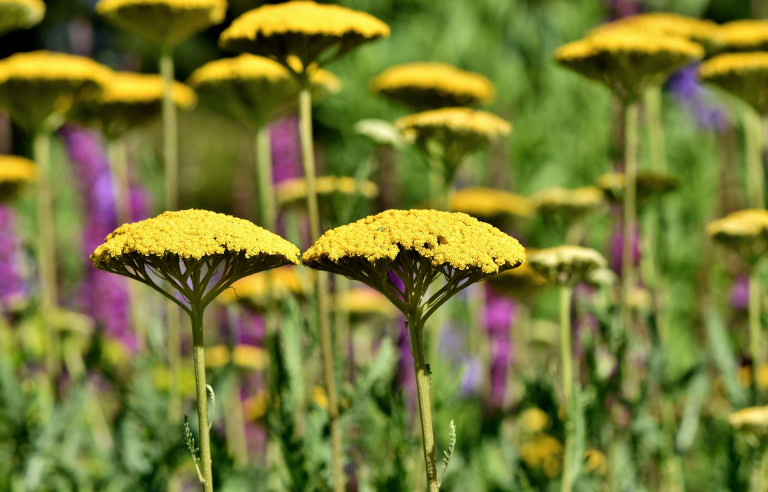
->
<box><xmin>407</xmin><ymin>317</ymin><xmax>440</xmax><ymax>492</ymax></box>
<box><xmin>191</xmin><ymin>306</ymin><xmax>214</xmax><ymax>492</ymax></box>
<box><xmin>255</xmin><ymin>125</ymin><xmax>277</xmax><ymax>231</ymax></box>
<box><xmin>298</xmin><ymin>84</ymin><xmax>344</xmax><ymax>492</ymax></box>
<box><xmin>759</xmin><ymin>445</ymin><xmax>768</xmax><ymax>492</ymax></box>
<box><xmin>621</xmin><ymin>101</ymin><xmax>640</xmax><ymax>332</ymax></box>
<box><xmin>33</xmin><ymin>130</ymin><xmax>59</xmax><ymax>378</ymax></box>
<box><xmin>107</xmin><ymin>138</ymin><xmax>146</xmax><ymax>348</ymax></box>
<box><xmin>160</xmin><ymin>46</ymin><xmax>183</xmax><ymax>422</ymax></box>
<box><xmin>560</xmin><ymin>285</ymin><xmax>574</xmax><ymax>492</ymax></box>
<box><xmin>750</xmin><ymin>272</ymin><xmax>762</xmax><ymax>399</ymax></box>
<box><xmin>745</xmin><ymin>108</ymin><xmax>765</xmax><ymax>210</ymax></box>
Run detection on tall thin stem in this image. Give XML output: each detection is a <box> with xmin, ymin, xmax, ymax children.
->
<box><xmin>560</xmin><ymin>285</ymin><xmax>574</xmax><ymax>492</ymax></box>
<box><xmin>33</xmin><ymin>130</ymin><xmax>59</xmax><ymax>378</ymax></box>
<box><xmin>745</xmin><ymin>109</ymin><xmax>765</xmax><ymax>209</ymax></box>
<box><xmin>160</xmin><ymin>46</ymin><xmax>183</xmax><ymax>421</ymax></box>
<box><xmin>621</xmin><ymin>101</ymin><xmax>640</xmax><ymax>332</ymax></box>
<box><xmin>191</xmin><ymin>307</ymin><xmax>214</xmax><ymax>492</ymax></box>
<box><xmin>750</xmin><ymin>271</ymin><xmax>762</xmax><ymax>400</ymax></box>
<box><xmin>255</xmin><ymin>125</ymin><xmax>277</xmax><ymax>231</ymax></box>
<box><xmin>298</xmin><ymin>83</ymin><xmax>344</xmax><ymax>492</ymax></box>
<box><xmin>408</xmin><ymin>317</ymin><xmax>440</xmax><ymax>492</ymax></box>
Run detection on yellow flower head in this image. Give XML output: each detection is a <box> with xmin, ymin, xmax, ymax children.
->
<box><xmin>217</xmin><ymin>266</ymin><xmax>307</xmax><ymax>308</ymax></box>
<box><xmin>519</xmin><ymin>407</ymin><xmax>551</xmax><ymax>434</ymax></box>
<box><xmin>303</xmin><ymin>209</ymin><xmax>525</xmax><ymax>321</ymax></box>
<box><xmin>96</xmin><ymin>0</ymin><xmax>227</xmax><ymax>48</ymax></box>
<box><xmin>244</xmin><ymin>390</ymin><xmax>269</xmax><ymax>420</ymax></box>
<box><xmin>597</xmin><ymin>171</ymin><xmax>679</xmax><ymax>202</ymax></box>
<box><xmin>520</xmin><ymin>434</ymin><xmax>563</xmax><ymax>478</ymax></box>
<box><xmin>219</xmin><ymin>1</ymin><xmax>389</xmax><ymax>73</ymax></box>
<box><xmin>0</xmin><ymin>154</ymin><xmax>37</xmax><ymax>202</ymax></box>
<box><xmin>396</xmin><ymin>107</ymin><xmax>511</xmax><ymax>179</ymax></box>
<box><xmin>590</xmin><ymin>13</ymin><xmax>719</xmax><ymax>52</ymax></box>
<box><xmin>584</xmin><ymin>449</ymin><xmax>608</xmax><ymax>475</ymax></box>
<box><xmin>450</xmin><ymin>186</ymin><xmax>534</xmax><ymax>221</ymax></box>
<box><xmin>700</xmin><ymin>53</ymin><xmax>768</xmax><ymax>113</ymax></box>
<box><xmin>555</xmin><ymin>30</ymin><xmax>704</xmax><ymax>101</ymax></box>
<box><xmin>276</xmin><ymin>175</ymin><xmax>379</xmax><ymax>208</ymax></box>
<box><xmin>73</xmin><ymin>72</ymin><xmax>196</xmax><ymax>138</ymax></box>
<box><xmin>336</xmin><ymin>286</ymin><xmax>397</xmax><ymax>319</ymax></box>
<box><xmin>531</xmin><ymin>186</ymin><xmax>604</xmax><ymax>222</ymax></box>
<box><xmin>188</xmin><ymin>54</ymin><xmax>340</xmax><ymax>127</ymax></box>
<box><xmin>707</xmin><ymin>209</ymin><xmax>768</xmax><ymax>264</ymax></box>
<box><xmin>717</xmin><ymin>20</ymin><xmax>768</xmax><ymax>53</ymax></box>
<box><xmin>487</xmin><ymin>258</ymin><xmax>549</xmax><ymax>302</ymax></box>
<box><xmin>528</xmin><ymin>245</ymin><xmax>607</xmax><ymax>286</ymax></box>
<box><xmin>0</xmin><ymin>0</ymin><xmax>45</xmax><ymax>36</ymax></box>
<box><xmin>0</xmin><ymin>51</ymin><xmax>112</xmax><ymax>131</ymax></box>
<box><xmin>204</xmin><ymin>344</ymin><xmax>268</xmax><ymax>370</ymax></box>
<box><xmin>370</xmin><ymin>61</ymin><xmax>496</xmax><ymax>109</ymax></box>
<box><xmin>91</xmin><ymin>209</ymin><xmax>300</xmax><ymax>311</ymax></box>
<box><xmin>729</xmin><ymin>405</ymin><xmax>768</xmax><ymax>435</ymax></box>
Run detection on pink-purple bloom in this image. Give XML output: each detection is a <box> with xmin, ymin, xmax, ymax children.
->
<box><xmin>0</xmin><ymin>205</ymin><xmax>28</xmax><ymax>314</ymax></box>
<box><xmin>484</xmin><ymin>285</ymin><xmax>516</xmax><ymax>408</ymax></box>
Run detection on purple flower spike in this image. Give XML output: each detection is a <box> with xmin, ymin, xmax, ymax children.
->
<box><xmin>667</xmin><ymin>64</ymin><xmax>729</xmax><ymax>133</ymax></box>
<box><xmin>610</xmin><ymin>219</ymin><xmax>641</xmax><ymax>275</ymax></box>
<box><xmin>270</xmin><ymin>115</ymin><xmax>303</xmax><ymax>184</ymax></box>
<box><xmin>731</xmin><ymin>275</ymin><xmax>750</xmax><ymax>311</ymax></box>
<box><xmin>484</xmin><ymin>285</ymin><xmax>517</xmax><ymax>408</ymax></box>
<box><xmin>0</xmin><ymin>205</ymin><xmax>28</xmax><ymax>313</ymax></box>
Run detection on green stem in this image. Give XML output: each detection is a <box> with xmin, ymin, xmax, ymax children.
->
<box><xmin>758</xmin><ymin>445</ymin><xmax>768</xmax><ymax>492</ymax></box>
<box><xmin>750</xmin><ymin>271</ymin><xmax>762</xmax><ymax>401</ymax></box>
<box><xmin>255</xmin><ymin>125</ymin><xmax>277</xmax><ymax>231</ymax></box>
<box><xmin>191</xmin><ymin>307</ymin><xmax>214</xmax><ymax>492</ymax></box>
<box><xmin>159</xmin><ymin>47</ymin><xmax>178</xmax><ymax>211</ymax></box>
<box><xmin>644</xmin><ymin>87</ymin><xmax>666</xmax><ymax>174</ymax></box>
<box><xmin>745</xmin><ymin>108</ymin><xmax>765</xmax><ymax>209</ymax></box>
<box><xmin>560</xmin><ymin>285</ymin><xmax>574</xmax><ymax>492</ymax></box>
<box><xmin>33</xmin><ymin>130</ymin><xmax>59</xmax><ymax>379</ymax></box>
<box><xmin>298</xmin><ymin>82</ymin><xmax>344</xmax><ymax>492</ymax></box>
<box><xmin>408</xmin><ymin>317</ymin><xmax>440</xmax><ymax>492</ymax></box>
<box><xmin>621</xmin><ymin>101</ymin><xmax>640</xmax><ymax>332</ymax></box>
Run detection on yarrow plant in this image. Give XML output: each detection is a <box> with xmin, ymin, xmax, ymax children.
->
<box><xmin>303</xmin><ymin>209</ymin><xmax>525</xmax><ymax>491</ymax></box>
<box><xmin>91</xmin><ymin>209</ymin><xmax>300</xmax><ymax>491</ymax></box>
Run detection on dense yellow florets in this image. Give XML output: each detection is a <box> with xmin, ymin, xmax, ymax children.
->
<box><xmin>450</xmin><ymin>186</ymin><xmax>534</xmax><ymax>219</ymax></box>
<box><xmin>396</xmin><ymin>107</ymin><xmax>512</xmax><ymax>142</ymax></box>
<box><xmin>555</xmin><ymin>30</ymin><xmax>703</xmax><ymax>100</ymax></box>
<box><xmin>590</xmin><ymin>12</ymin><xmax>719</xmax><ymax>49</ymax></box>
<box><xmin>700</xmin><ymin>53</ymin><xmax>768</xmax><ymax>112</ymax></box>
<box><xmin>91</xmin><ymin>209</ymin><xmax>300</xmax><ymax>267</ymax></box>
<box><xmin>205</xmin><ymin>344</ymin><xmax>268</xmax><ymax>370</ymax></box>
<box><xmin>96</xmin><ymin>0</ymin><xmax>227</xmax><ymax>46</ymax></box>
<box><xmin>219</xmin><ymin>1</ymin><xmax>389</xmax><ymax>69</ymax></box>
<box><xmin>596</xmin><ymin>171</ymin><xmax>679</xmax><ymax>201</ymax></box>
<box><xmin>0</xmin><ymin>154</ymin><xmax>37</xmax><ymax>183</ymax></box>
<box><xmin>717</xmin><ymin>20</ymin><xmax>768</xmax><ymax>52</ymax></box>
<box><xmin>532</xmin><ymin>186</ymin><xmax>604</xmax><ymax>213</ymax></box>
<box><xmin>707</xmin><ymin>209</ymin><xmax>768</xmax><ymax>241</ymax></box>
<box><xmin>0</xmin><ymin>0</ymin><xmax>45</xmax><ymax>35</ymax></box>
<box><xmin>276</xmin><ymin>176</ymin><xmax>379</xmax><ymax>206</ymax></box>
<box><xmin>217</xmin><ymin>266</ymin><xmax>306</xmax><ymax>305</ymax></box>
<box><xmin>528</xmin><ymin>245</ymin><xmax>607</xmax><ymax>286</ymax></box>
<box><xmin>370</xmin><ymin>62</ymin><xmax>496</xmax><ymax>109</ymax></box>
<box><xmin>729</xmin><ymin>405</ymin><xmax>768</xmax><ymax>433</ymax></box>
<box><xmin>520</xmin><ymin>435</ymin><xmax>563</xmax><ymax>478</ymax></box>
<box><xmin>303</xmin><ymin>209</ymin><xmax>525</xmax><ymax>275</ymax></box>
<box><xmin>0</xmin><ymin>51</ymin><xmax>112</xmax><ymax>130</ymax></box>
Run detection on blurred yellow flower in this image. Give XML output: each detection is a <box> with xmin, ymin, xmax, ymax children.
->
<box><xmin>276</xmin><ymin>176</ymin><xmax>379</xmax><ymax>208</ymax></box>
<box><xmin>700</xmin><ymin>53</ymin><xmax>768</xmax><ymax>113</ymax></box>
<box><xmin>597</xmin><ymin>171</ymin><xmax>679</xmax><ymax>202</ymax></box>
<box><xmin>590</xmin><ymin>12</ymin><xmax>719</xmax><ymax>52</ymax></box>
<box><xmin>217</xmin><ymin>266</ymin><xmax>307</xmax><ymax>307</ymax></box>
<box><xmin>518</xmin><ymin>407</ymin><xmax>551</xmax><ymax>434</ymax></box>
<box><xmin>487</xmin><ymin>259</ymin><xmax>549</xmax><ymax>302</ymax></box>
<box><xmin>707</xmin><ymin>209</ymin><xmax>768</xmax><ymax>264</ymax></box>
<box><xmin>450</xmin><ymin>186</ymin><xmax>534</xmax><ymax>220</ymax></box>
<box><xmin>219</xmin><ymin>1</ymin><xmax>389</xmax><ymax>72</ymax></box>
<box><xmin>717</xmin><ymin>20</ymin><xmax>768</xmax><ymax>53</ymax></box>
<box><xmin>584</xmin><ymin>449</ymin><xmax>608</xmax><ymax>475</ymax></box>
<box><xmin>729</xmin><ymin>405</ymin><xmax>768</xmax><ymax>435</ymax></box>
<box><xmin>312</xmin><ymin>385</ymin><xmax>329</xmax><ymax>410</ymax></box>
<box><xmin>188</xmin><ymin>54</ymin><xmax>340</xmax><ymax>127</ymax></box>
<box><xmin>532</xmin><ymin>186</ymin><xmax>604</xmax><ymax>223</ymax></box>
<box><xmin>96</xmin><ymin>0</ymin><xmax>227</xmax><ymax>47</ymax></box>
<box><xmin>520</xmin><ymin>434</ymin><xmax>563</xmax><ymax>478</ymax></box>
<box><xmin>555</xmin><ymin>29</ymin><xmax>703</xmax><ymax>101</ymax></box>
<box><xmin>244</xmin><ymin>390</ymin><xmax>269</xmax><ymax>420</ymax></box>
<box><xmin>0</xmin><ymin>154</ymin><xmax>37</xmax><ymax>202</ymax></box>
<box><xmin>396</xmin><ymin>107</ymin><xmax>511</xmax><ymax>144</ymax></box>
<box><xmin>370</xmin><ymin>61</ymin><xmax>496</xmax><ymax>109</ymax></box>
<box><xmin>738</xmin><ymin>364</ymin><xmax>768</xmax><ymax>389</ymax></box>
<box><xmin>0</xmin><ymin>0</ymin><xmax>45</xmax><ymax>36</ymax></box>
<box><xmin>0</xmin><ymin>51</ymin><xmax>112</xmax><ymax>131</ymax></box>
<box><xmin>336</xmin><ymin>287</ymin><xmax>397</xmax><ymax>319</ymax></box>
<box><xmin>528</xmin><ymin>245</ymin><xmax>607</xmax><ymax>286</ymax></box>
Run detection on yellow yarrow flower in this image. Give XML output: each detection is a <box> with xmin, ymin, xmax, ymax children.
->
<box><xmin>188</xmin><ymin>54</ymin><xmax>341</xmax><ymax>127</ymax></box>
<box><xmin>0</xmin><ymin>154</ymin><xmax>37</xmax><ymax>202</ymax></box>
<box><xmin>597</xmin><ymin>171</ymin><xmax>679</xmax><ymax>202</ymax></box>
<box><xmin>729</xmin><ymin>405</ymin><xmax>768</xmax><ymax>436</ymax></box>
<box><xmin>219</xmin><ymin>1</ymin><xmax>389</xmax><ymax>73</ymax></box>
<box><xmin>336</xmin><ymin>287</ymin><xmax>397</xmax><ymax>319</ymax></box>
<box><xmin>528</xmin><ymin>245</ymin><xmax>607</xmax><ymax>286</ymax></box>
<box><xmin>532</xmin><ymin>186</ymin><xmax>604</xmax><ymax>223</ymax></box>
<box><xmin>276</xmin><ymin>175</ymin><xmax>379</xmax><ymax>208</ymax></box>
<box><xmin>0</xmin><ymin>0</ymin><xmax>45</xmax><ymax>36</ymax></box>
<box><xmin>217</xmin><ymin>266</ymin><xmax>307</xmax><ymax>307</ymax></box>
<box><xmin>717</xmin><ymin>20</ymin><xmax>768</xmax><ymax>53</ymax></box>
<box><xmin>555</xmin><ymin>29</ymin><xmax>703</xmax><ymax>101</ymax></box>
<box><xmin>244</xmin><ymin>390</ymin><xmax>269</xmax><ymax>420</ymax></box>
<box><xmin>520</xmin><ymin>434</ymin><xmax>563</xmax><ymax>478</ymax></box>
<box><xmin>518</xmin><ymin>407</ymin><xmax>551</xmax><ymax>434</ymax></box>
<box><xmin>303</xmin><ymin>209</ymin><xmax>525</xmax><ymax>320</ymax></box>
<box><xmin>487</xmin><ymin>259</ymin><xmax>549</xmax><ymax>302</ymax></box>
<box><xmin>450</xmin><ymin>186</ymin><xmax>534</xmax><ymax>221</ymax></box>
<box><xmin>590</xmin><ymin>12</ymin><xmax>719</xmax><ymax>52</ymax></box>
<box><xmin>370</xmin><ymin>61</ymin><xmax>496</xmax><ymax>109</ymax></box>
<box><xmin>96</xmin><ymin>0</ymin><xmax>227</xmax><ymax>48</ymax></box>
<box><xmin>91</xmin><ymin>209</ymin><xmax>300</xmax><ymax>311</ymax></box>
<box><xmin>584</xmin><ymin>449</ymin><xmax>608</xmax><ymax>475</ymax></box>
<box><xmin>0</xmin><ymin>51</ymin><xmax>112</xmax><ymax>131</ymax></box>
<box><xmin>707</xmin><ymin>209</ymin><xmax>768</xmax><ymax>265</ymax></box>
<box><xmin>73</xmin><ymin>71</ymin><xmax>196</xmax><ymax>139</ymax></box>
<box><xmin>700</xmin><ymin>52</ymin><xmax>768</xmax><ymax>114</ymax></box>
<box><xmin>206</xmin><ymin>344</ymin><xmax>268</xmax><ymax>370</ymax></box>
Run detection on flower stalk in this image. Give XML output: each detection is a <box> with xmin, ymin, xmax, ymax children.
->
<box><xmin>621</xmin><ymin>101</ymin><xmax>640</xmax><ymax>332</ymax></box>
<box><xmin>745</xmin><ymin>108</ymin><xmax>765</xmax><ymax>209</ymax></box>
<box><xmin>560</xmin><ymin>285</ymin><xmax>574</xmax><ymax>492</ymax></box>
<box><xmin>750</xmin><ymin>271</ymin><xmax>763</xmax><ymax>400</ymax></box>
<box><xmin>190</xmin><ymin>304</ymin><xmax>213</xmax><ymax>492</ymax></box>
